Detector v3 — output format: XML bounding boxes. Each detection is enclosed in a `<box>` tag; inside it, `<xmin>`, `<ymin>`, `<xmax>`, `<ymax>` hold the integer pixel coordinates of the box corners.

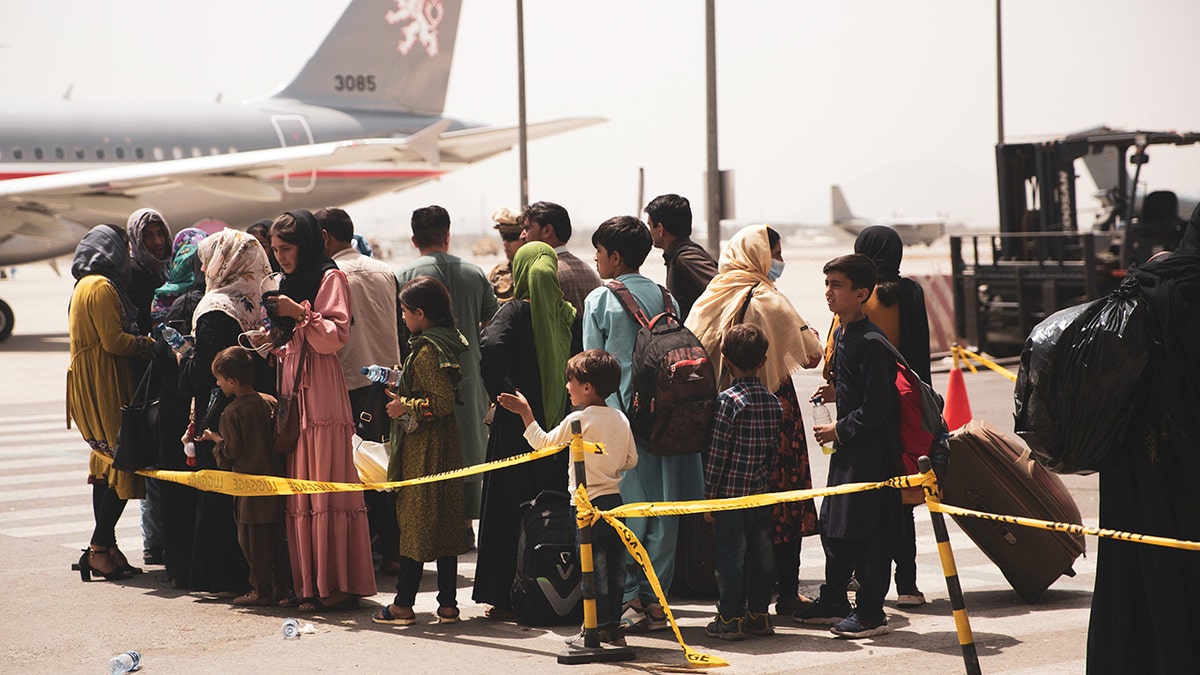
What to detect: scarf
<box><xmin>150</xmin><ymin>227</ymin><xmax>208</xmax><ymax>326</ymax></box>
<box><xmin>71</xmin><ymin>224</ymin><xmax>139</xmax><ymax>334</ymax></box>
<box><xmin>126</xmin><ymin>208</ymin><xmax>172</xmax><ymax>283</ymax></box>
<box><xmin>399</xmin><ymin>326</ymin><xmax>468</xmax><ymax>397</ymax></box>
<box><xmin>275</xmin><ymin>210</ymin><xmax>337</xmax><ymax>342</ymax></box>
<box><xmin>685</xmin><ymin>224</ymin><xmax>823</xmax><ymax>392</ymax></box>
<box><xmin>512</xmin><ymin>242</ymin><xmax>575</xmax><ymax>428</ymax></box>
<box><xmin>853</xmin><ymin>225</ymin><xmax>931</xmax><ymax>383</ymax></box>
<box><xmin>193</xmin><ymin>229</ymin><xmax>272</xmax><ymax>332</ymax></box>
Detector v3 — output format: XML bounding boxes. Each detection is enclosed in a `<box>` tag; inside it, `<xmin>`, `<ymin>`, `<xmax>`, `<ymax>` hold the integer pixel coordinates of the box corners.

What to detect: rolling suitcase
<box><xmin>942</xmin><ymin>420</ymin><xmax>1085</xmax><ymax>602</ymax></box>
<box><xmin>669</xmin><ymin>513</ymin><xmax>718</xmax><ymax>597</ymax></box>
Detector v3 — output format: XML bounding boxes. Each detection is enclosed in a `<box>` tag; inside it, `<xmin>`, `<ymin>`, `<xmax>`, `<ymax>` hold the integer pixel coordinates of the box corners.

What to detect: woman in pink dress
<box><xmin>266</xmin><ymin>209</ymin><xmax>376</xmax><ymax>611</ymax></box>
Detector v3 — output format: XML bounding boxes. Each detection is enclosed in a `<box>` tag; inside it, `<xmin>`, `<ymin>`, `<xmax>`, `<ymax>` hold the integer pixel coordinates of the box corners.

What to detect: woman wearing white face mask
<box><xmin>686</xmin><ymin>224</ymin><xmax>825</xmax><ymax>615</ymax></box>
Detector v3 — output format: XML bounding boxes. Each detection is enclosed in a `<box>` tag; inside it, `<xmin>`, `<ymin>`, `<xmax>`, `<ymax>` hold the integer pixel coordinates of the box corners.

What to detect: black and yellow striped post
<box><xmin>559</xmin><ymin>419</ymin><xmax>635</xmax><ymax>664</ymax></box>
<box><xmin>918</xmin><ymin>455</ymin><xmax>981</xmax><ymax>675</ymax></box>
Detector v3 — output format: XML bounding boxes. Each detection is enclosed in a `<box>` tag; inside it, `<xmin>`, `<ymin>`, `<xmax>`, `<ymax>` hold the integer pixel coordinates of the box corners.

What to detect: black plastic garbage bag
<box><xmin>1014</xmin><ymin>278</ymin><xmax>1150</xmax><ymax>474</ymax></box>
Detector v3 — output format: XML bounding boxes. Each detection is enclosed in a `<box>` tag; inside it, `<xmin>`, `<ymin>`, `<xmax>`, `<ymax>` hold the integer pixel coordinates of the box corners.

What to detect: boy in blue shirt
<box><xmin>796</xmin><ymin>253</ymin><xmax>901</xmax><ymax>638</ymax></box>
<box><xmin>582</xmin><ymin>215</ymin><xmax>705</xmax><ymax>632</ymax></box>
<box><xmin>703</xmin><ymin>323</ymin><xmax>783</xmax><ymax>640</ymax></box>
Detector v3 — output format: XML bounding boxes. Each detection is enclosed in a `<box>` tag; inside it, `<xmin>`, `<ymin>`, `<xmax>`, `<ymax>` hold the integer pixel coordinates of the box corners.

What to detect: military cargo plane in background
<box><xmin>830</xmin><ymin>184</ymin><xmax>949</xmax><ymax>246</ymax></box>
<box><xmin>0</xmin><ymin>0</ymin><xmax>601</xmax><ymax>341</ymax></box>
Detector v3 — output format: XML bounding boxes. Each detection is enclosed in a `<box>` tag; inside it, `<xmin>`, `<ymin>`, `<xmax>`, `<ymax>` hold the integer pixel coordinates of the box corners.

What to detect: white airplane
<box><xmin>830</xmin><ymin>184</ymin><xmax>948</xmax><ymax>246</ymax></box>
<box><xmin>0</xmin><ymin>0</ymin><xmax>601</xmax><ymax>341</ymax></box>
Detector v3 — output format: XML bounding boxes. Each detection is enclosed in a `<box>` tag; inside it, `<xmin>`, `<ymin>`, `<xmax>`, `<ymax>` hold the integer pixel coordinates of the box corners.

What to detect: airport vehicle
<box><xmin>0</xmin><ymin>0</ymin><xmax>600</xmax><ymax>341</ymax></box>
<box><xmin>951</xmin><ymin>127</ymin><xmax>1200</xmax><ymax>355</ymax></box>
<box><xmin>830</xmin><ymin>184</ymin><xmax>948</xmax><ymax>246</ymax></box>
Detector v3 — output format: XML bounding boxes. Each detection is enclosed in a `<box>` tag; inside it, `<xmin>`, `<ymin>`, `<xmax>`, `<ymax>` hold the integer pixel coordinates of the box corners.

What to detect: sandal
<box><xmin>372</xmin><ymin>605</ymin><xmax>416</xmax><ymax>626</ymax></box>
<box><xmin>233</xmin><ymin>591</ymin><xmax>278</xmax><ymax>607</ymax></box>
<box><xmin>436</xmin><ymin>606</ymin><xmax>460</xmax><ymax>624</ymax></box>
<box><xmin>483</xmin><ymin>605</ymin><xmax>517</xmax><ymax>621</ymax></box>
<box><xmin>277</xmin><ymin>595</ymin><xmax>300</xmax><ymax>608</ymax></box>
<box><xmin>299</xmin><ymin>596</ymin><xmax>361</xmax><ymax>613</ymax></box>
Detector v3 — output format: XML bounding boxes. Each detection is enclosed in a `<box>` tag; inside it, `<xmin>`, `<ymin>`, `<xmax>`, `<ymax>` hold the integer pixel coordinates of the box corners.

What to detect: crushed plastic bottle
<box><xmin>108</xmin><ymin>650</ymin><xmax>140</xmax><ymax>675</ymax></box>
<box><xmin>361</xmin><ymin>364</ymin><xmax>401</xmax><ymax>387</ymax></box>
<box><xmin>812</xmin><ymin>397</ymin><xmax>836</xmax><ymax>455</ymax></box>
<box><xmin>281</xmin><ymin>617</ymin><xmax>300</xmax><ymax>640</ymax></box>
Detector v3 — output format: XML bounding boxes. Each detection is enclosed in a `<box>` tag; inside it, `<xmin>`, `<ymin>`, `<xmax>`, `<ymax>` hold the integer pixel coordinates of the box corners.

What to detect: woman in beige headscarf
<box><xmin>686</xmin><ymin>224</ymin><xmax>824</xmax><ymax>614</ymax></box>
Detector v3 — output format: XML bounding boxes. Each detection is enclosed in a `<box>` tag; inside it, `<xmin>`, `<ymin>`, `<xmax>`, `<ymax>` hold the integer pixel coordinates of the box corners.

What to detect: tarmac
<box><xmin>0</xmin><ymin>262</ymin><xmax>1099</xmax><ymax>674</ymax></box>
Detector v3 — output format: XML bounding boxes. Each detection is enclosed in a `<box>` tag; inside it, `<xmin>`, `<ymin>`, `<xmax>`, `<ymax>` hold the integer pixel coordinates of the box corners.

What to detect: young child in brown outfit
<box><xmin>201</xmin><ymin>346</ymin><xmax>290</xmax><ymax>606</ymax></box>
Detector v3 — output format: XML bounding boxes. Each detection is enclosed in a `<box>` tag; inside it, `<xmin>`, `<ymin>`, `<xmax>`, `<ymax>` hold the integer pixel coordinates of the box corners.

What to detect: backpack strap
<box><xmin>737</xmin><ymin>283</ymin><xmax>760</xmax><ymax>323</ymax></box>
<box><xmin>864</xmin><ymin>332</ymin><xmax>912</xmax><ymax>372</ymax></box>
<box><xmin>605</xmin><ymin>280</ymin><xmax>651</xmax><ymax>328</ymax></box>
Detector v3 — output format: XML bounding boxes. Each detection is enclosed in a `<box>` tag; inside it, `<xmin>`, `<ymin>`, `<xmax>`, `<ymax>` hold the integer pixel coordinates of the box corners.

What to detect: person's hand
<box><xmin>198</xmin><ymin>428</ymin><xmax>221</xmax><ymax>444</ymax></box>
<box><xmin>496</xmin><ymin>390</ymin><xmax>531</xmax><ymax>418</ymax></box>
<box><xmin>813</xmin><ymin>423</ymin><xmax>838</xmax><ymax>446</ymax></box>
<box><xmin>804</xmin><ymin>329</ymin><xmax>823</xmax><ymax>369</ymax></box>
<box><xmin>702</xmin><ymin>511</ymin><xmax>715</xmax><ymax>526</ymax></box>
<box><xmin>384</xmin><ymin>388</ymin><xmax>408</xmax><ymax>419</ymax></box>
<box><xmin>269</xmin><ymin>293</ymin><xmax>305</xmax><ymax>320</ymax></box>
<box><xmin>812</xmin><ymin>382</ymin><xmax>835</xmax><ymax>403</ymax></box>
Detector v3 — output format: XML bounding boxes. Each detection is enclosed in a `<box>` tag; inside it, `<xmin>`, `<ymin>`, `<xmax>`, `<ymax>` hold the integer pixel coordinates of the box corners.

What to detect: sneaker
<box><xmin>705</xmin><ymin>615</ymin><xmax>745</xmax><ymax>641</ymax></box>
<box><xmin>564</xmin><ymin>625</ymin><xmax>628</xmax><ymax>648</ymax></box>
<box><xmin>792</xmin><ymin>595</ymin><xmax>853</xmax><ymax>626</ymax></box>
<box><xmin>643</xmin><ymin>602</ymin><xmax>668</xmax><ymax>631</ymax></box>
<box><xmin>743</xmin><ymin>611</ymin><xmax>775</xmax><ymax>636</ymax></box>
<box><xmin>619</xmin><ymin>602</ymin><xmax>648</xmax><ymax>633</ymax></box>
<box><xmin>896</xmin><ymin>591</ymin><xmax>926</xmax><ymax>608</ymax></box>
<box><xmin>830</xmin><ymin>611</ymin><xmax>891</xmax><ymax>639</ymax></box>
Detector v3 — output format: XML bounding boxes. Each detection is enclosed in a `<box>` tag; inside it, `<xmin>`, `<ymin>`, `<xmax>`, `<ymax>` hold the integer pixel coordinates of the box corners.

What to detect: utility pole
<box><xmin>704</xmin><ymin>0</ymin><xmax>720</xmax><ymax>256</ymax></box>
<box><xmin>517</xmin><ymin>0</ymin><xmax>529</xmax><ymax>207</ymax></box>
<box><xmin>996</xmin><ymin>0</ymin><xmax>1004</xmax><ymax>145</ymax></box>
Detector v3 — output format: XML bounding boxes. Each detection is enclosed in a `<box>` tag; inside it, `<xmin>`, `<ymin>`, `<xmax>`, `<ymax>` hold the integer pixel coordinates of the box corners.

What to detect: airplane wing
<box><xmin>0</xmin><ymin>121</ymin><xmax>454</xmax><ymax>224</ymax></box>
<box><xmin>438</xmin><ymin>117</ymin><xmax>605</xmax><ymax>164</ymax></box>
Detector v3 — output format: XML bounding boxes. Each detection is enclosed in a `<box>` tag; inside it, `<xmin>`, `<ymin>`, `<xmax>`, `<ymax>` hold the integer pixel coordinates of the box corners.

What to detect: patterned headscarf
<box><xmin>193</xmin><ymin>228</ymin><xmax>272</xmax><ymax>332</ymax></box>
<box><xmin>150</xmin><ymin>227</ymin><xmax>209</xmax><ymax>326</ymax></box>
<box><xmin>512</xmin><ymin>242</ymin><xmax>575</xmax><ymax>428</ymax></box>
<box><xmin>71</xmin><ymin>224</ymin><xmax>139</xmax><ymax>334</ymax></box>
<box><xmin>126</xmin><ymin>208</ymin><xmax>173</xmax><ymax>283</ymax></box>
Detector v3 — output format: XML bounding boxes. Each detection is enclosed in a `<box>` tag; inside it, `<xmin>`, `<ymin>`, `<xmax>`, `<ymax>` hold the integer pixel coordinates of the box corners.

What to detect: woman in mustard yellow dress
<box><xmin>67</xmin><ymin>224</ymin><xmax>154</xmax><ymax>581</ymax></box>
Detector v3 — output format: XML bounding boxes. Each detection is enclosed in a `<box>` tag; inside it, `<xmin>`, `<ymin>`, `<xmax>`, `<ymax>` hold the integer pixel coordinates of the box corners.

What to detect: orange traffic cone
<box><xmin>943</xmin><ymin>366</ymin><xmax>973</xmax><ymax>432</ymax></box>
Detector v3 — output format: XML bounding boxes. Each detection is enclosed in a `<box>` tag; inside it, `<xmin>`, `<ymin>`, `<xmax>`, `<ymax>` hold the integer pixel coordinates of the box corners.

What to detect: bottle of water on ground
<box><xmin>361</xmin><ymin>364</ymin><xmax>401</xmax><ymax>387</ymax></box>
<box><xmin>108</xmin><ymin>650</ymin><xmax>140</xmax><ymax>674</ymax></box>
<box><xmin>812</xmin><ymin>398</ymin><xmax>836</xmax><ymax>455</ymax></box>
<box><xmin>159</xmin><ymin>324</ymin><xmax>194</xmax><ymax>358</ymax></box>
<box><xmin>281</xmin><ymin>617</ymin><xmax>300</xmax><ymax>639</ymax></box>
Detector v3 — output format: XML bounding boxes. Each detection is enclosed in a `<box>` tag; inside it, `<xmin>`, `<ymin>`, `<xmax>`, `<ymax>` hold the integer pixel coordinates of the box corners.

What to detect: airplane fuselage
<box><xmin>0</xmin><ymin>99</ymin><xmax>468</xmax><ymax>264</ymax></box>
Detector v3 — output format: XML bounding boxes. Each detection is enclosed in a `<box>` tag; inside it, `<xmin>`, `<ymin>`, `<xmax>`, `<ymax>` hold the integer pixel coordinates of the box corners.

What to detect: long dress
<box><xmin>391</xmin><ymin>342</ymin><xmax>471</xmax><ymax>562</ymax></box>
<box><xmin>67</xmin><ymin>275</ymin><xmax>150</xmax><ymax>500</ymax></box>
<box><xmin>472</xmin><ymin>300</ymin><xmax>569</xmax><ymax>608</ymax></box>
<box><xmin>770</xmin><ymin>379</ymin><xmax>819</xmax><ymax>544</ymax></box>
<box><xmin>180</xmin><ymin>310</ymin><xmax>253</xmax><ymax>593</ymax></box>
<box><xmin>280</xmin><ymin>269</ymin><xmax>376</xmax><ymax>600</ymax></box>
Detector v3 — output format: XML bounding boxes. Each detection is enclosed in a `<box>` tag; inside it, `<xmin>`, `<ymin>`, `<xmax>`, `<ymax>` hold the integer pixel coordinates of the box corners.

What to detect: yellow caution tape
<box><xmin>951</xmin><ymin>344</ymin><xmax>1017</xmax><ymax>382</ymax></box>
<box><xmin>929</xmin><ymin>500</ymin><xmax>1200</xmax><ymax>551</ymax></box>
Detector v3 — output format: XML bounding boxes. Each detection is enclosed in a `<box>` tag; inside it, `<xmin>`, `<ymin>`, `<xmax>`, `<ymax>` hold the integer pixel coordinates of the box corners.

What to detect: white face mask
<box><xmin>768</xmin><ymin>259</ymin><xmax>785</xmax><ymax>281</ymax></box>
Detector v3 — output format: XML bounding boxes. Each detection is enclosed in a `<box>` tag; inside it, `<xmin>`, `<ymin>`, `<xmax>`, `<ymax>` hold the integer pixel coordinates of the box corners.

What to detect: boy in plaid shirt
<box><xmin>703</xmin><ymin>323</ymin><xmax>783</xmax><ymax>641</ymax></box>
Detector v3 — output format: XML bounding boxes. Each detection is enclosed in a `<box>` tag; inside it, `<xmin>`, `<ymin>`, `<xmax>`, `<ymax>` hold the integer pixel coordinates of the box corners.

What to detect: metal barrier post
<box><xmin>559</xmin><ymin>420</ymin><xmax>634</xmax><ymax>664</ymax></box>
<box><xmin>919</xmin><ymin>455</ymin><xmax>982</xmax><ymax>675</ymax></box>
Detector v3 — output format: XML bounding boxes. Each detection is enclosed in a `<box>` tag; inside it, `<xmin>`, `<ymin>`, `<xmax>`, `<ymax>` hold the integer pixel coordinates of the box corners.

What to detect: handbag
<box><xmin>273</xmin><ymin>342</ymin><xmax>308</xmax><ymax>454</ymax></box>
<box><xmin>113</xmin><ymin>363</ymin><xmax>160</xmax><ymax>471</ymax></box>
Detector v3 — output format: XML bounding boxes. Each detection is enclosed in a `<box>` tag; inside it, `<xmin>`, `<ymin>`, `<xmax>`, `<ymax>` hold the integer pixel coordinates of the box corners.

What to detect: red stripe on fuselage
<box><xmin>0</xmin><ymin>169</ymin><xmax>447</xmax><ymax>181</ymax></box>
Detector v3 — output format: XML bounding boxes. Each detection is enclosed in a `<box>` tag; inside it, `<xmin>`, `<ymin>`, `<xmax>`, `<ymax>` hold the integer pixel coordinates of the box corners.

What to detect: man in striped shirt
<box><xmin>703</xmin><ymin>323</ymin><xmax>783</xmax><ymax>641</ymax></box>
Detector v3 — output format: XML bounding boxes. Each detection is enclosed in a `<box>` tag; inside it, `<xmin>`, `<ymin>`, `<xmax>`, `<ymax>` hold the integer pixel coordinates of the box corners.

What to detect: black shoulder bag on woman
<box><xmin>274</xmin><ymin>342</ymin><xmax>308</xmax><ymax>454</ymax></box>
<box><xmin>113</xmin><ymin>362</ymin><xmax>160</xmax><ymax>471</ymax></box>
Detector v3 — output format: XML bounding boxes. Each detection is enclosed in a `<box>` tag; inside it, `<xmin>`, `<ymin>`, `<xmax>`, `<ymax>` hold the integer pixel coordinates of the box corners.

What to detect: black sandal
<box><xmin>77</xmin><ymin>548</ymin><xmax>134</xmax><ymax>582</ymax></box>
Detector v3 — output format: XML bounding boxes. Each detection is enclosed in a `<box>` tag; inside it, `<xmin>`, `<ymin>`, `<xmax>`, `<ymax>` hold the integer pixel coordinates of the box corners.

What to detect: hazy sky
<box><xmin>5</xmin><ymin>0</ymin><xmax>1200</xmax><ymax>238</ymax></box>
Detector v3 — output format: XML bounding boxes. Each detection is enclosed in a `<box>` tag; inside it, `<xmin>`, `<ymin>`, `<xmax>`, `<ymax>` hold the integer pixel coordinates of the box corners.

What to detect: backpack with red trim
<box><xmin>606</xmin><ymin>281</ymin><xmax>717</xmax><ymax>457</ymax></box>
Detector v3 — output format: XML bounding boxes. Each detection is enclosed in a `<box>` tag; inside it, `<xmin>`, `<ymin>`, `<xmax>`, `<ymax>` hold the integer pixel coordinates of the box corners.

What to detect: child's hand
<box><xmin>496</xmin><ymin>390</ymin><xmax>531</xmax><ymax>417</ymax></box>
<box><xmin>702</xmin><ymin>511</ymin><xmax>715</xmax><ymax>526</ymax></box>
<box><xmin>813</xmin><ymin>424</ymin><xmax>838</xmax><ymax>446</ymax></box>
<box><xmin>812</xmin><ymin>382</ymin><xmax>835</xmax><ymax>404</ymax></box>
<box><xmin>197</xmin><ymin>428</ymin><xmax>221</xmax><ymax>444</ymax></box>
<box><xmin>384</xmin><ymin>388</ymin><xmax>409</xmax><ymax>419</ymax></box>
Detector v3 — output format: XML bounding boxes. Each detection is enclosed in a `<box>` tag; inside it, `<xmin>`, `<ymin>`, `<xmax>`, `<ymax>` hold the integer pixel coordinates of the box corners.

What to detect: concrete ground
<box><xmin>0</xmin><ymin>262</ymin><xmax>1098</xmax><ymax>674</ymax></box>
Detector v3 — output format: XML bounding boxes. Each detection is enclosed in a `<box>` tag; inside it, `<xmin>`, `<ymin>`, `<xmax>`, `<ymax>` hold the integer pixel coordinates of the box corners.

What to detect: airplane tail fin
<box><xmin>270</xmin><ymin>0</ymin><xmax>461</xmax><ymax>115</ymax></box>
<box><xmin>831</xmin><ymin>184</ymin><xmax>855</xmax><ymax>222</ymax></box>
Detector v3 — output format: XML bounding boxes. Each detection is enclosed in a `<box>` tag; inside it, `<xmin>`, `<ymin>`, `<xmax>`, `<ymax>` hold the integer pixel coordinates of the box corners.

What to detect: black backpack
<box><xmin>510</xmin><ymin>490</ymin><xmax>583</xmax><ymax>626</ymax></box>
<box><xmin>606</xmin><ymin>281</ymin><xmax>717</xmax><ymax>457</ymax></box>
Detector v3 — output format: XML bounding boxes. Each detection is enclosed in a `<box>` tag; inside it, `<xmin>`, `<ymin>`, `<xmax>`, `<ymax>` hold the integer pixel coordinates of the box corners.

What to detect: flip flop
<box><xmin>372</xmin><ymin>605</ymin><xmax>416</xmax><ymax>626</ymax></box>
<box><xmin>300</xmin><ymin>596</ymin><xmax>361</xmax><ymax>613</ymax></box>
<box><xmin>435</xmin><ymin>607</ymin><xmax>460</xmax><ymax>624</ymax></box>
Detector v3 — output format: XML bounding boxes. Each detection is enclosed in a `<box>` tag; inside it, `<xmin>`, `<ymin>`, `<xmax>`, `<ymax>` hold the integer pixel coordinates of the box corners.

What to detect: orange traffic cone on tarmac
<box><xmin>943</xmin><ymin>366</ymin><xmax>973</xmax><ymax>432</ymax></box>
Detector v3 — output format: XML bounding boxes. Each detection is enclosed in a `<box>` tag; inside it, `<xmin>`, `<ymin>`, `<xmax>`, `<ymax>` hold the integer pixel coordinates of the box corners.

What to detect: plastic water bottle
<box><xmin>281</xmin><ymin>617</ymin><xmax>300</xmax><ymax>640</ymax></box>
<box><xmin>361</xmin><ymin>364</ymin><xmax>401</xmax><ymax>387</ymax></box>
<box><xmin>160</xmin><ymin>324</ymin><xmax>194</xmax><ymax>358</ymax></box>
<box><xmin>108</xmin><ymin>650</ymin><xmax>140</xmax><ymax>674</ymax></box>
<box><xmin>812</xmin><ymin>398</ymin><xmax>836</xmax><ymax>455</ymax></box>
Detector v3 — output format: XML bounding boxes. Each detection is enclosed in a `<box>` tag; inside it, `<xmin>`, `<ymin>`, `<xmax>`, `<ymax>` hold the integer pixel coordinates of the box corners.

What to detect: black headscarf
<box><xmin>271</xmin><ymin>210</ymin><xmax>337</xmax><ymax>344</ymax></box>
<box><xmin>854</xmin><ymin>226</ymin><xmax>902</xmax><ymax>282</ymax></box>
<box><xmin>70</xmin><ymin>224</ymin><xmax>140</xmax><ymax>334</ymax></box>
<box><xmin>854</xmin><ymin>225</ymin><xmax>932</xmax><ymax>383</ymax></box>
